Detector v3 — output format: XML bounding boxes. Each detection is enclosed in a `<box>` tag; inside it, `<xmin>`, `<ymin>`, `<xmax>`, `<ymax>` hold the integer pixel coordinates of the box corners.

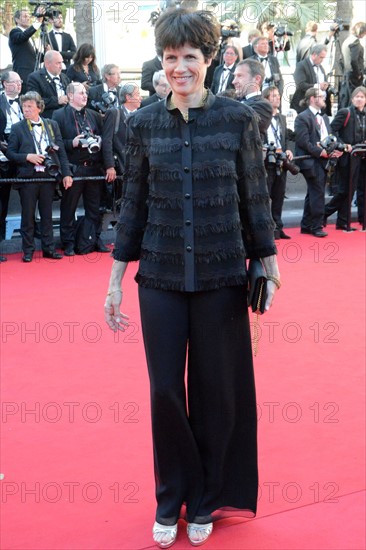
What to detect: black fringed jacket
<box><xmin>113</xmin><ymin>92</ymin><xmax>276</xmax><ymax>292</ymax></box>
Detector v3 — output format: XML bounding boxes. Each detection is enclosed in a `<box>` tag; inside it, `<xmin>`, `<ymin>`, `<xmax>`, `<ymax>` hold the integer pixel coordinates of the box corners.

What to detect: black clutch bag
<box><xmin>247</xmin><ymin>259</ymin><xmax>268</xmax><ymax>314</ymax></box>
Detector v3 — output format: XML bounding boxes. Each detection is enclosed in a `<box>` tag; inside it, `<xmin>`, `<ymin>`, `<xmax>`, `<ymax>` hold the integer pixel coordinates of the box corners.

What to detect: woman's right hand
<box><xmin>104</xmin><ymin>290</ymin><xmax>129</xmax><ymax>332</ymax></box>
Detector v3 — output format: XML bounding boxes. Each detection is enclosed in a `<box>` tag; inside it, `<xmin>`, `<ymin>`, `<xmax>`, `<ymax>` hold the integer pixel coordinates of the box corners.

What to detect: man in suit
<box><xmin>232</xmin><ymin>58</ymin><xmax>273</xmax><ymax>140</ymax></box>
<box><xmin>27</xmin><ymin>50</ymin><xmax>69</xmax><ymax>118</ymax></box>
<box><xmin>141</xmin><ymin>55</ymin><xmax>163</xmax><ymax>96</ymax></box>
<box><xmin>6</xmin><ymin>91</ymin><xmax>72</xmax><ymax>261</ymax></box>
<box><xmin>0</xmin><ymin>71</ymin><xmax>24</xmax><ymax>260</ymax></box>
<box><xmin>242</xmin><ymin>29</ymin><xmax>260</xmax><ymax>59</ymax></box>
<box><xmin>290</xmin><ymin>44</ymin><xmax>331</xmax><ymax>114</ymax></box>
<box><xmin>262</xmin><ymin>86</ymin><xmax>294</xmax><ymax>240</ymax></box>
<box><xmin>8</xmin><ymin>8</ymin><xmax>47</xmax><ymax>94</ymax></box>
<box><xmin>251</xmin><ymin>36</ymin><xmax>284</xmax><ymax>95</ymax></box>
<box><xmin>88</xmin><ymin>64</ymin><xmax>121</xmax><ymax>112</ymax></box>
<box><xmin>295</xmin><ymin>88</ymin><xmax>343</xmax><ymax>237</ymax></box>
<box><xmin>140</xmin><ymin>70</ymin><xmax>170</xmax><ymax>108</ymax></box>
<box><xmin>210</xmin><ymin>45</ymin><xmax>239</xmax><ymax>95</ymax></box>
<box><xmin>48</xmin><ymin>11</ymin><xmax>76</xmax><ymax>70</ymax></box>
<box><xmin>52</xmin><ymin>82</ymin><xmax>109</xmax><ymax>255</ymax></box>
<box><xmin>103</xmin><ymin>83</ymin><xmax>142</xmax><ymax>184</ymax></box>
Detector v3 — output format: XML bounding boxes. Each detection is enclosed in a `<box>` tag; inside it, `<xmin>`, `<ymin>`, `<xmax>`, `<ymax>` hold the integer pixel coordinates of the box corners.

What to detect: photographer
<box><xmin>259</xmin><ymin>21</ymin><xmax>290</xmax><ymax>56</ymax></box>
<box><xmin>48</xmin><ymin>10</ymin><xmax>76</xmax><ymax>71</ymax></box>
<box><xmin>263</xmin><ymin>86</ymin><xmax>295</xmax><ymax>239</ymax></box>
<box><xmin>324</xmin><ymin>86</ymin><xmax>366</xmax><ymax>230</ymax></box>
<box><xmin>6</xmin><ymin>91</ymin><xmax>72</xmax><ymax>262</ymax></box>
<box><xmin>295</xmin><ymin>88</ymin><xmax>343</xmax><ymax>237</ymax></box>
<box><xmin>251</xmin><ymin>36</ymin><xmax>284</xmax><ymax>95</ymax></box>
<box><xmin>88</xmin><ymin>64</ymin><xmax>122</xmax><ymax>113</ymax></box>
<box><xmin>8</xmin><ymin>8</ymin><xmax>49</xmax><ymax>94</ymax></box>
<box><xmin>52</xmin><ymin>82</ymin><xmax>108</xmax><ymax>255</ymax></box>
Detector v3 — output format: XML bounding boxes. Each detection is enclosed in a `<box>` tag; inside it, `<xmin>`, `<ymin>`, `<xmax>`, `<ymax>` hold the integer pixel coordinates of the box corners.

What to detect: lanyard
<box><xmin>27</xmin><ymin>119</ymin><xmax>49</xmax><ymax>155</ymax></box>
<box><xmin>270</xmin><ymin>117</ymin><xmax>282</xmax><ymax>148</ymax></box>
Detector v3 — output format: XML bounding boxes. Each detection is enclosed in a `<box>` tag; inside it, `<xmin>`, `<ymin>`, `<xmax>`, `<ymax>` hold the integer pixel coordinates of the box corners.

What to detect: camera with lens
<box><xmin>327</xmin><ymin>86</ymin><xmax>338</xmax><ymax>97</ymax></box>
<box><xmin>79</xmin><ymin>127</ymin><xmax>101</xmax><ymax>154</ymax></box>
<box><xmin>264</xmin><ymin>142</ymin><xmax>300</xmax><ymax>176</ymax></box>
<box><xmin>319</xmin><ymin>135</ymin><xmax>347</xmax><ymax>170</ymax></box>
<box><xmin>273</xmin><ymin>25</ymin><xmax>294</xmax><ymax>38</ymax></box>
<box><xmin>221</xmin><ymin>23</ymin><xmax>241</xmax><ymax>39</ymax></box>
<box><xmin>90</xmin><ymin>91</ymin><xmax>117</xmax><ymax>114</ymax></box>
<box><xmin>29</xmin><ymin>1</ymin><xmax>63</xmax><ymax>20</ymax></box>
<box><xmin>330</xmin><ymin>18</ymin><xmax>344</xmax><ymax>33</ymax></box>
<box><xmin>43</xmin><ymin>143</ymin><xmax>61</xmax><ymax>178</ymax></box>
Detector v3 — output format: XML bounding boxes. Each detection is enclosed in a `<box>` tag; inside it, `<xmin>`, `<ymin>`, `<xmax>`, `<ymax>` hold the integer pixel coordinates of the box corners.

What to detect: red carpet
<box><xmin>1</xmin><ymin>224</ymin><xmax>365</xmax><ymax>550</ymax></box>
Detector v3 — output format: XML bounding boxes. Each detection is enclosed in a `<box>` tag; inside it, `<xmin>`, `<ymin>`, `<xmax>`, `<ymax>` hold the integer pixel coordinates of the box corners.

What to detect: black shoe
<box><xmin>336</xmin><ymin>224</ymin><xmax>356</xmax><ymax>231</ymax></box>
<box><xmin>64</xmin><ymin>247</ymin><xmax>75</xmax><ymax>256</ymax></box>
<box><xmin>300</xmin><ymin>228</ymin><xmax>312</xmax><ymax>234</ymax></box>
<box><xmin>0</xmin><ymin>255</ymin><xmax>7</xmax><ymax>262</ymax></box>
<box><xmin>274</xmin><ymin>229</ymin><xmax>281</xmax><ymax>240</ymax></box>
<box><xmin>323</xmin><ymin>216</ymin><xmax>328</xmax><ymax>227</ymax></box>
<box><xmin>43</xmin><ymin>251</ymin><xmax>63</xmax><ymax>259</ymax></box>
<box><xmin>312</xmin><ymin>230</ymin><xmax>328</xmax><ymax>237</ymax></box>
<box><xmin>279</xmin><ymin>230</ymin><xmax>291</xmax><ymax>239</ymax></box>
<box><xmin>22</xmin><ymin>253</ymin><xmax>33</xmax><ymax>263</ymax></box>
<box><xmin>95</xmin><ymin>243</ymin><xmax>110</xmax><ymax>253</ymax></box>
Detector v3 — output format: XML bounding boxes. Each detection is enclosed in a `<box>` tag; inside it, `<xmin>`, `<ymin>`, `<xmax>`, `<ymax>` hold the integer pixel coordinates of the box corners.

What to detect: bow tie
<box><xmin>259</xmin><ymin>57</ymin><xmax>268</xmax><ymax>62</ymax></box>
<box><xmin>315</xmin><ymin>111</ymin><xmax>322</xmax><ymax>117</ymax></box>
<box><xmin>9</xmin><ymin>98</ymin><xmax>19</xmax><ymax>105</ymax></box>
<box><xmin>53</xmin><ymin>76</ymin><xmax>60</xmax><ymax>82</ymax></box>
<box><xmin>223</xmin><ymin>66</ymin><xmax>231</xmax><ymax>71</ymax></box>
<box><xmin>31</xmin><ymin>122</ymin><xmax>42</xmax><ymax>127</ymax></box>
<box><xmin>54</xmin><ymin>31</ymin><xmax>62</xmax><ymax>35</ymax></box>
<box><xmin>109</xmin><ymin>89</ymin><xmax>117</xmax><ymax>94</ymax></box>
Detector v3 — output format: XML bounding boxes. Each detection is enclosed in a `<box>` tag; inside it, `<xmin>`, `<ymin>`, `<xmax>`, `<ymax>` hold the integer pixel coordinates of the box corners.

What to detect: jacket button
<box><xmin>184</xmin><ymin>166</ymin><xmax>190</xmax><ymax>173</ymax></box>
<box><xmin>185</xmin><ymin>219</ymin><xmax>191</xmax><ymax>226</ymax></box>
<box><xmin>186</xmin><ymin>245</ymin><xmax>192</xmax><ymax>252</ymax></box>
<box><xmin>185</xmin><ymin>193</ymin><xmax>191</xmax><ymax>199</ymax></box>
<box><xmin>184</xmin><ymin>141</ymin><xmax>189</xmax><ymax>147</ymax></box>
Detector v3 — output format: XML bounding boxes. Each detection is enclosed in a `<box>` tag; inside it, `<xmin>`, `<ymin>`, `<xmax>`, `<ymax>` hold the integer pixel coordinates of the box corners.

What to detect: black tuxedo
<box><xmin>210</xmin><ymin>64</ymin><xmax>236</xmax><ymax>95</ymax></box>
<box><xmin>295</xmin><ymin>108</ymin><xmax>332</xmax><ymax>232</ymax></box>
<box><xmin>324</xmin><ymin>106</ymin><xmax>366</xmax><ymax>226</ymax></box>
<box><xmin>87</xmin><ymin>83</ymin><xmax>120</xmax><ymax>111</ymax></box>
<box><xmin>52</xmin><ymin>104</ymin><xmax>104</xmax><ymax>250</ymax></box>
<box><xmin>264</xmin><ymin>113</ymin><xmax>290</xmax><ymax>231</ymax></box>
<box><xmin>6</xmin><ymin>117</ymin><xmax>70</xmax><ymax>254</ymax></box>
<box><xmin>290</xmin><ymin>57</ymin><xmax>330</xmax><ymax>114</ymax></box>
<box><xmin>102</xmin><ymin>106</ymin><xmax>130</xmax><ymax>172</ymax></box>
<box><xmin>48</xmin><ymin>30</ymin><xmax>76</xmax><ymax>68</ymax></box>
<box><xmin>27</xmin><ymin>68</ymin><xmax>70</xmax><ymax>118</ymax></box>
<box><xmin>251</xmin><ymin>54</ymin><xmax>284</xmax><ymax>95</ymax></box>
<box><xmin>242</xmin><ymin>44</ymin><xmax>254</xmax><ymax>59</ymax></box>
<box><xmin>0</xmin><ymin>93</ymin><xmax>23</xmax><ymax>140</ymax></box>
<box><xmin>8</xmin><ymin>25</ymin><xmax>40</xmax><ymax>93</ymax></box>
<box><xmin>141</xmin><ymin>56</ymin><xmax>162</xmax><ymax>95</ymax></box>
<box><xmin>240</xmin><ymin>94</ymin><xmax>273</xmax><ymax>140</ymax></box>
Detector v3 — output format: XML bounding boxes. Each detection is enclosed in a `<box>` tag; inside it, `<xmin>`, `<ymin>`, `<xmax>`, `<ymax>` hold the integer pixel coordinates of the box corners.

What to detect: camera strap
<box><xmin>27</xmin><ymin>119</ymin><xmax>49</xmax><ymax>156</ymax></box>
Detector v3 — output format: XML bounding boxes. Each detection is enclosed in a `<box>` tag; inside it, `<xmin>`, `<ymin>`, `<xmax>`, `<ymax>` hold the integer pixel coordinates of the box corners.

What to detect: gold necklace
<box><xmin>170</xmin><ymin>89</ymin><xmax>209</xmax><ymax>123</ymax></box>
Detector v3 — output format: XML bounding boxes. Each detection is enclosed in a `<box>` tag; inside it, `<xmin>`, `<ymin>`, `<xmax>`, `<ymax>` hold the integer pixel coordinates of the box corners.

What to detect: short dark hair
<box><xmin>300</xmin><ymin>87</ymin><xmax>323</xmax><ymax>107</ymax></box>
<box><xmin>262</xmin><ymin>86</ymin><xmax>279</xmax><ymax>100</ymax></box>
<box><xmin>237</xmin><ymin>59</ymin><xmax>265</xmax><ymax>86</ymax></box>
<box><xmin>20</xmin><ymin>91</ymin><xmax>45</xmax><ymax>112</ymax></box>
<box><xmin>155</xmin><ymin>8</ymin><xmax>220</xmax><ymax>62</ymax></box>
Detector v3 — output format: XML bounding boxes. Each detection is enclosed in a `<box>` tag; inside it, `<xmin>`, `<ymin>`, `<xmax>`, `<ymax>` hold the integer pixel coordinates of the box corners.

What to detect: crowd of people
<box><xmin>0</xmin><ymin>7</ymin><xmax>365</xmax><ymax>263</ymax></box>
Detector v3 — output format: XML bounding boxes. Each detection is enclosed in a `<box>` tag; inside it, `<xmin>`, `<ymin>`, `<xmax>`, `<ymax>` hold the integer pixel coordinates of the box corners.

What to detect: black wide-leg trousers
<box><xmin>138</xmin><ymin>285</ymin><xmax>258</xmax><ymax>525</ymax></box>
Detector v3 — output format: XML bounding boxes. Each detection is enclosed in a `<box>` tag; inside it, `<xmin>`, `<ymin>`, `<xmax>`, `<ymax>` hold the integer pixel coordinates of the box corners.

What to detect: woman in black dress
<box><xmin>104</xmin><ymin>8</ymin><xmax>280</xmax><ymax>548</ymax></box>
<box><xmin>66</xmin><ymin>43</ymin><xmax>101</xmax><ymax>89</ymax></box>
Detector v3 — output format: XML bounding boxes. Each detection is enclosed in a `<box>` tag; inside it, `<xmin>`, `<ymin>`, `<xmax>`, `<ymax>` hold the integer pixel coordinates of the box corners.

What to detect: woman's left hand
<box><xmin>265</xmin><ymin>280</ymin><xmax>277</xmax><ymax>311</ymax></box>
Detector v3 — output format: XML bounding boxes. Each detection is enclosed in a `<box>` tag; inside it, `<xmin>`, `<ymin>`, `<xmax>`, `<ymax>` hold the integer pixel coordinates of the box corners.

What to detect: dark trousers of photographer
<box><xmin>301</xmin><ymin>159</ymin><xmax>328</xmax><ymax>232</ymax></box>
<box><xmin>60</xmin><ymin>164</ymin><xmax>104</xmax><ymax>248</ymax></box>
<box><xmin>324</xmin><ymin>156</ymin><xmax>363</xmax><ymax>226</ymax></box>
<box><xmin>17</xmin><ymin>175</ymin><xmax>56</xmax><ymax>255</ymax></box>
<box><xmin>266</xmin><ymin>164</ymin><xmax>287</xmax><ymax>232</ymax></box>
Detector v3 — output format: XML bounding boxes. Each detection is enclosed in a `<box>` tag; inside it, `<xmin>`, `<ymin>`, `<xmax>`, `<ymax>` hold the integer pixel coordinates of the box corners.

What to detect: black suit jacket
<box><xmin>141</xmin><ymin>56</ymin><xmax>162</xmax><ymax>95</ymax></box>
<box><xmin>102</xmin><ymin>106</ymin><xmax>130</xmax><ymax>171</ymax></box>
<box><xmin>8</xmin><ymin>25</ymin><xmax>40</xmax><ymax>89</ymax></box>
<box><xmin>52</xmin><ymin>104</ymin><xmax>103</xmax><ymax>165</ymax></box>
<box><xmin>210</xmin><ymin>64</ymin><xmax>236</xmax><ymax>95</ymax></box>
<box><xmin>87</xmin><ymin>84</ymin><xmax>120</xmax><ymax>111</ymax></box>
<box><xmin>241</xmin><ymin>95</ymin><xmax>273</xmax><ymax>140</ymax></box>
<box><xmin>242</xmin><ymin>44</ymin><xmax>254</xmax><ymax>59</ymax></box>
<box><xmin>6</xmin><ymin>117</ymin><xmax>71</xmax><ymax>179</ymax></box>
<box><xmin>331</xmin><ymin>106</ymin><xmax>366</xmax><ymax>168</ymax></box>
<box><xmin>27</xmin><ymin>68</ymin><xmax>70</xmax><ymax>118</ymax></box>
<box><xmin>251</xmin><ymin>54</ymin><xmax>284</xmax><ymax>95</ymax></box>
<box><xmin>48</xmin><ymin>30</ymin><xmax>76</xmax><ymax>67</ymax></box>
<box><xmin>0</xmin><ymin>93</ymin><xmax>23</xmax><ymax>141</ymax></box>
<box><xmin>290</xmin><ymin>57</ymin><xmax>330</xmax><ymax>114</ymax></box>
<box><xmin>294</xmin><ymin>108</ymin><xmax>331</xmax><ymax>174</ymax></box>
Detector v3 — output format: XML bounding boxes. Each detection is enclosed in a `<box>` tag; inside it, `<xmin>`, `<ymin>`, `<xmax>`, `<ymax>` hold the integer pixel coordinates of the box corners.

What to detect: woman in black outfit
<box><xmin>66</xmin><ymin>43</ymin><xmax>101</xmax><ymax>89</ymax></box>
<box><xmin>104</xmin><ymin>8</ymin><xmax>280</xmax><ymax>548</ymax></box>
